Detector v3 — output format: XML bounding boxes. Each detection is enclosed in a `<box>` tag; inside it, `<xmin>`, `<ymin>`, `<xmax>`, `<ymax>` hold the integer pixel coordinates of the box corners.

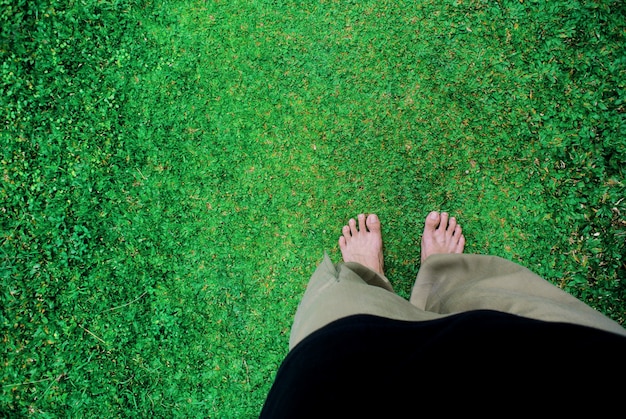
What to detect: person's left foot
<box><xmin>339</xmin><ymin>214</ymin><xmax>385</xmax><ymax>276</ymax></box>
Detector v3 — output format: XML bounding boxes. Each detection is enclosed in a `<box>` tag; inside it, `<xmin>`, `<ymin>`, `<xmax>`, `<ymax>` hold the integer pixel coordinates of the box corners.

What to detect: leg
<box><xmin>289</xmin><ymin>214</ymin><xmax>444</xmax><ymax>349</ymax></box>
<box><xmin>410</xmin><ymin>212</ymin><xmax>626</xmax><ymax>336</ymax></box>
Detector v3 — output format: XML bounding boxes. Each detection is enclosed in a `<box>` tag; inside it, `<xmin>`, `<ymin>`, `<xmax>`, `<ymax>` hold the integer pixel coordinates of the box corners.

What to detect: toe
<box><xmin>447</xmin><ymin>217</ymin><xmax>457</xmax><ymax>236</ymax></box>
<box><xmin>357</xmin><ymin>214</ymin><xmax>366</xmax><ymax>232</ymax></box>
<box><xmin>454</xmin><ymin>224</ymin><xmax>462</xmax><ymax>237</ymax></box>
<box><xmin>342</xmin><ymin>225</ymin><xmax>351</xmax><ymax>240</ymax></box>
<box><xmin>366</xmin><ymin>214</ymin><xmax>381</xmax><ymax>233</ymax></box>
<box><xmin>438</xmin><ymin>212</ymin><xmax>449</xmax><ymax>234</ymax></box>
<box><xmin>456</xmin><ymin>234</ymin><xmax>466</xmax><ymax>253</ymax></box>
<box><xmin>424</xmin><ymin>211</ymin><xmax>440</xmax><ymax>232</ymax></box>
<box><xmin>348</xmin><ymin>218</ymin><xmax>357</xmax><ymax>236</ymax></box>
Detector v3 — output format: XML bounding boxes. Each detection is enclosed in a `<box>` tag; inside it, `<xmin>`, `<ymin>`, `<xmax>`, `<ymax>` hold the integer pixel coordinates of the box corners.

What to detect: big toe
<box><xmin>424</xmin><ymin>211</ymin><xmax>440</xmax><ymax>233</ymax></box>
<box><xmin>366</xmin><ymin>214</ymin><xmax>381</xmax><ymax>233</ymax></box>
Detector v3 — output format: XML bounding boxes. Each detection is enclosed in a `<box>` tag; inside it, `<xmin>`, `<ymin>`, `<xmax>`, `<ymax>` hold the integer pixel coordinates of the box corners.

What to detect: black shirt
<box><xmin>260</xmin><ymin>310</ymin><xmax>626</xmax><ymax>417</ymax></box>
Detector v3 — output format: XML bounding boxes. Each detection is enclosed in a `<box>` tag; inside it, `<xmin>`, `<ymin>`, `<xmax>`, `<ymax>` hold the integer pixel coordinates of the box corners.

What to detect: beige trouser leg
<box><xmin>289</xmin><ymin>253</ymin><xmax>445</xmax><ymax>349</ymax></box>
<box><xmin>290</xmin><ymin>253</ymin><xmax>626</xmax><ymax>349</ymax></box>
<box><xmin>410</xmin><ymin>254</ymin><xmax>626</xmax><ymax>336</ymax></box>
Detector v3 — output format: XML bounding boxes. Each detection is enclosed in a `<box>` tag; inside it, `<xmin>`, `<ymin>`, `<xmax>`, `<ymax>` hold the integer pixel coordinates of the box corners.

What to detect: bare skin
<box><xmin>420</xmin><ymin>211</ymin><xmax>465</xmax><ymax>263</ymax></box>
<box><xmin>339</xmin><ymin>214</ymin><xmax>385</xmax><ymax>276</ymax></box>
<box><xmin>339</xmin><ymin>212</ymin><xmax>465</xmax><ymax>275</ymax></box>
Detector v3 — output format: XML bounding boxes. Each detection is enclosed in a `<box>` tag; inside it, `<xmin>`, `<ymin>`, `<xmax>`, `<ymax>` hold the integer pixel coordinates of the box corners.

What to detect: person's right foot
<box><xmin>339</xmin><ymin>214</ymin><xmax>385</xmax><ymax>276</ymax></box>
<box><xmin>420</xmin><ymin>211</ymin><xmax>465</xmax><ymax>263</ymax></box>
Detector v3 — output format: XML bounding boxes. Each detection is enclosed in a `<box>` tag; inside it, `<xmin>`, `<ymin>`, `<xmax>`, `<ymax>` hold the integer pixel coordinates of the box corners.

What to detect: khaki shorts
<box><xmin>289</xmin><ymin>253</ymin><xmax>626</xmax><ymax>349</ymax></box>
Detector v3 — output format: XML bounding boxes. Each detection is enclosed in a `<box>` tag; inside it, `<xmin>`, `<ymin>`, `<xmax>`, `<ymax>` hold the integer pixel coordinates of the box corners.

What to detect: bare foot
<box><xmin>339</xmin><ymin>214</ymin><xmax>384</xmax><ymax>276</ymax></box>
<box><xmin>421</xmin><ymin>211</ymin><xmax>465</xmax><ymax>263</ymax></box>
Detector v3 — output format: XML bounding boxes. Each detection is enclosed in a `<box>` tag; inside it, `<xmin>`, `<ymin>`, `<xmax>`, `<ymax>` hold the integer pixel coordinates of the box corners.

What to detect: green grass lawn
<box><xmin>2</xmin><ymin>0</ymin><xmax>625</xmax><ymax>416</ymax></box>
